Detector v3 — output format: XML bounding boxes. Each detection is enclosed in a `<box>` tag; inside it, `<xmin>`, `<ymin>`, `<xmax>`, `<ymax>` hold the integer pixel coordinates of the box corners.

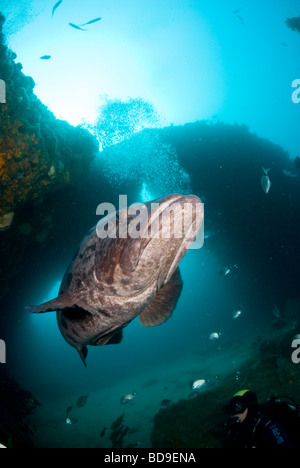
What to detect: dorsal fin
<box><xmin>26</xmin><ymin>293</ymin><xmax>99</xmax><ymax>316</ymax></box>
<box><xmin>139</xmin><ymin>268</ymin><xmax>183</xmax><ymax>327</ymax></box>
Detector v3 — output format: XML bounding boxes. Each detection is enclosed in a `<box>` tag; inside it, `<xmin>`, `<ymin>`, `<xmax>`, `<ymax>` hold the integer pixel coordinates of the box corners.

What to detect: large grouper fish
<box><xmin>27</xmin><ymin>194</ymin><xmax>203</xmax><ymax>366</ymax></box>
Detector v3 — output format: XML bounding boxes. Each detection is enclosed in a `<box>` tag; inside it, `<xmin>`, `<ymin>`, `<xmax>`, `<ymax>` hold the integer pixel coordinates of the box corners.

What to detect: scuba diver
<box><xmin>225</xmin><ymin>389</ymin><xmax>300</xmax><ymax>448</ymax></box>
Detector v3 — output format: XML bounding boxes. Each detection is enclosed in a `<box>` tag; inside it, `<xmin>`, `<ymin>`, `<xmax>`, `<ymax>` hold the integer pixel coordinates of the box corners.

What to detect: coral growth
<box><xmin>0</xmin><ymin>13</ymin><xmax>98</xmax><ymax>220</ymax></box>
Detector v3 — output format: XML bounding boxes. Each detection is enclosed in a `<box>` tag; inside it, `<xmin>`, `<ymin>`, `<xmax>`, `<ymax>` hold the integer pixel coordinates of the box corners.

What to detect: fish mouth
<box><xmin>119</xmin><ymin>193</ymin><xmax>204</xmax><ymax>276</ymax></box>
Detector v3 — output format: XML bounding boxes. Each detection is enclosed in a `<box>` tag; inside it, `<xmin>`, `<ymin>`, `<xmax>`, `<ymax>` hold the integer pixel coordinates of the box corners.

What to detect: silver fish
<box><xmin>121</xmin><ymin>393</ymin><xmax>136</xmax><ymax>405</ymax></box>
<box><xmin>232</xmin><ymin>308</ymin><xmax>242</xmax><ymax>319</ymax></box>
<box><xmin>190</xmin><ymin>379</ymin><xmax>207</xmax><ymax>390</ymax></box>
<box><xmin>40</xmin><ymin>55</ymin><xmax>51</xmax><ymax>60</ymax></box>
<box><xmin>261</xmin><ymin>168</ymin><xmax>271</xmax><ymax>194</ymax></box>
<box><xmin>209</xmin><ymin>332</ymin><xmax>221</xmax><ymax>341</ymax></box>
<box><xmin>65</xmin><ymin>417</ymin><xmax>79</xmax><ymax>425</ymax></box>
<box><xmin>27</xmin><ymin>194</ymin><xmax>203</xmax><ymax>366</ymax></box>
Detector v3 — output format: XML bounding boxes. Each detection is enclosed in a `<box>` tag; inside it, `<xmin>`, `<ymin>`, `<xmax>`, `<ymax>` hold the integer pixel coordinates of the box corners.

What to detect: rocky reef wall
<box><xmin>0</xmin><ymin>13</ymin><xmax>98</xmax><ymax>227</ymax></box>
<box><xmin>0</xmin><ymin>13</ymin><xmax>101</xmax><ymax>302</ymax></box>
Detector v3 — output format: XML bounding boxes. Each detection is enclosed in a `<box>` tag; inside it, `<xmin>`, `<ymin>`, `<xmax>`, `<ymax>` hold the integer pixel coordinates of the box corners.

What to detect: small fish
<box><xmin>190</xmin><ymin>379</ymin><xmax>207</xmax><ymax>390</ymax></box>
<box><xmin>0</xmin><ymin>444</ymin><xmax>7</xmax><ymax>449</ymax></box>
<box><xmin>66</xmin><ymin>405</ymin><xmax>73</xmax><ymax>417</ymax></box>
<box><xmin>273</xmin><ymin>305</ymin><xmax>280</xmax><ymax>319</ymax></box>
<box><xmin>80</xmin><ymin>18</ymin><xmax>102</xmax><ymax>26</ymax></box>
<box><xmin>52</xmin><ymin>0</ymin><xmax>63</xmax><ymax>18</ymax></box>
<box><xmin>40</xmin><ymin>55</ymin><xmax>52</xmax><ymax>60</ymax></box>
<box><xmin>219</xmin><ymin>264</ymin><xmax>238</xmax><ymax>277</ymax></box>
<box><xmin>65</xmin><ymin>417</ymin><xmax>79</xmax><ymax>425</ymax></box>
<box><xmin>283</xmin><ymin>169</ymin><xmax>297</xmax><ymax>178</ymax></box>
<box><xmin>236</xmin><ymin>14</ymin><xmax>245</xmax><ymax>24</ymax></box>
<box><xmin>100</xmin><ymin>427</ymin><xmax>106</xmax><ymax>437</ymax></box>
<box><xmin>76</xmin><ymin>395</ymin><xmax>88</xmax><ymax>408</ymax></box>
<box><xmin>261</xmin><ymin>168</ymin><xmax>271</xmax><ymax>194</ymax></box>
<box><xmin>69</xmin><ymin>23</ymin><xmax>87</xmax><ymax>31</ymax></box>
<box><xmin>219</xmin><ymin>266</ymin><xmax>231</xmax><ymax>277</ymax></box>
<box><xmin>121</xmin><ymin>393</ymin><xmax>136</xmax><ymax>405</ymax></box>
<box><xmin>232</xmin><ymin>308</ymin><xmax>242</xmax><ymax>319</ymax></box>
<box><xmin>204</xmin><ymin>230</ymin><xmax>214</xmax><ymax>239</ymax></box>
<box><xmin>209</xmin><ymin>332</ymin><xmax>221</xmax><ymax>341</ymax></box>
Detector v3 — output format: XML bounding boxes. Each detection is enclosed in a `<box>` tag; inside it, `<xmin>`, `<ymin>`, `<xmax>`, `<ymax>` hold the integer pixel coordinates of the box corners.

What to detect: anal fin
<box><xmin>139</xmin><ymin>268</ymin><xmax>183</xmax><ymax>327</ymax></box>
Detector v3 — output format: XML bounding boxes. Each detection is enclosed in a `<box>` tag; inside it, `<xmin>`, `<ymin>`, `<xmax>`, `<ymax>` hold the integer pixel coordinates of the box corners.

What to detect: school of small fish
<box><xmin>41</xmin><ymin>1</ymin><xmax>102</xmax><ymax>60</ymax></box>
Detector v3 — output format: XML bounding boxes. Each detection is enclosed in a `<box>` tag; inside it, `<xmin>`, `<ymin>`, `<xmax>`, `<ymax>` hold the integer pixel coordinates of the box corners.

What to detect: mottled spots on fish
<box><xmin>98</xmin><ymin>309</ymin><xmax>110</xmax><ymax>318</ymax></box>
<box><xmin>105</xmin><ymin>275</ymin><xmax>114</xmax><ymax>285</ymax></box>
<box><xmin>64</xmin><ymin>332</ymin><xmax>75</xmax><ymax>342</ymax></box>
<box><xmin>86</xmin><ymin>243</ymin><xmax>97</xmax><ymax>253</ymax></box>
<box><xmin>61</xmin><ymin>317</ymin><xmax>68</xmax><ymax>330</ymax></box>
<box><xmin>27</xmin><ymin>194</ymin><xmax>203</xmax><ymax>367</ymax></box>
<box><xmin>71</xmin><ymin>327</ymin><xmax>81</xmax><ymax>338</ymax></box>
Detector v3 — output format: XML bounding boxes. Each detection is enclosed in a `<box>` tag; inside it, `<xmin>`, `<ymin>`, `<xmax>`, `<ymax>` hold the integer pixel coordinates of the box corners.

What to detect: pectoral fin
<box><xmin>139</xmin><ymin>268</ymin><xmax>183</xmax><ymax>327</ymax></box>
<box><xmin>26</xmin><ymin>293</ymin><xmax>99</xmax><ymax>316</ymax></box>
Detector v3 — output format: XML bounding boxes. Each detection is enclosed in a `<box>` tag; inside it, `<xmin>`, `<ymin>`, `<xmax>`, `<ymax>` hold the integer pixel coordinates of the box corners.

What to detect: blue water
<box><xmin>1</xmin><ymin>0</ymin><xmax>300</xmax><ymax>448</ymax></box>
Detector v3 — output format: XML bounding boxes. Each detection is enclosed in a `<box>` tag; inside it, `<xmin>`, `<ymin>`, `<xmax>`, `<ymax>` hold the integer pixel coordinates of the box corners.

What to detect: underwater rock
<box><xmin>0</xmin><ymin>13</ymin><xmax>98</xmax><ymax>220</ymax></box>
<box><xmin>0</xmin><ymin>212</ymin><xmax>14</xmax><ymax>230</ymax></box>
<box><xmin>110</xmin><ymin>413</ymin><xmax>125</xmax><ymax>431</ymax></box>
<box><xmin>151</xmin><ymin>328</ymin><xmax>300</xmax><ymax>448</ymax></box>
<box><xmin>0</xmin><ymin>366</ymin><xmax>40</xmax><ymax>448</ymax></box>
<box><xmin>160</xmin><ymin>399</ymin><xmax>172</xmax><ymax>407</ymax></box>
<box><xmin>109</xmin><ymin>414</ymin><xmax>129</xmax><ymax>448</ymax></box>
<box><xmin>0</xmin><ymin>13</ymin><xmax>99</xmax><ymax>301</ymax></box>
